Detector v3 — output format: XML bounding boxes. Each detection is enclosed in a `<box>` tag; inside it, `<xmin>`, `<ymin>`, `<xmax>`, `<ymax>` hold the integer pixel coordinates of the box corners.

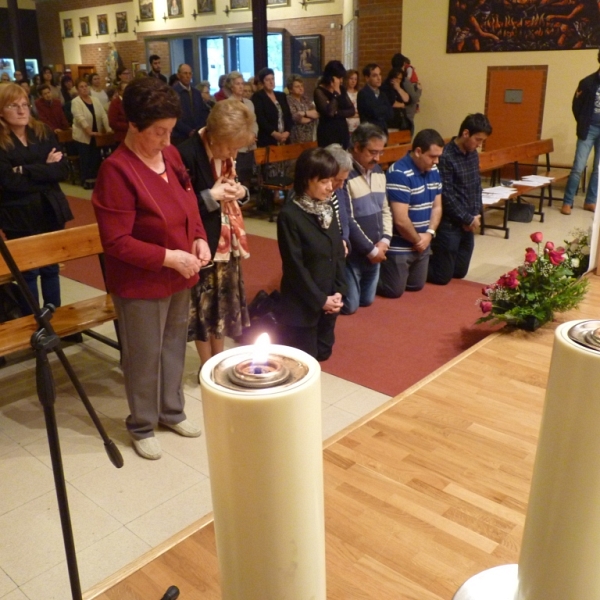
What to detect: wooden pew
<box><xmin>378</xmin><ymin>142</ymin><xmax>412</xmax><ymax>171</ymax></box>
<box><xmin>386</xmin><ymin>130</ymin><xmax>412</xmax><ymax>146</ymax></box>
<box><xmin>253</xmin><ymin>140</ymin><xmax>317</xmax><ymax>221</ymax></box>
<box><xmin>0</xmin><ymin>224</ymin><xmax>119</xmax><ymax>357</ymax></box>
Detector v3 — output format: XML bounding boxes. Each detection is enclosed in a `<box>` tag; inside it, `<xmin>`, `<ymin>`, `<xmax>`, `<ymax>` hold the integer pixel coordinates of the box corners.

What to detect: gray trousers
<box><xmin>377</xmin><ymin>248</ymin><xmax>430</xmax><ymax>299</ymax></box>
<box><xmin>112</xmin><ymin>289</ymin><xmax>191</xmax><ymax>439</ymax></box>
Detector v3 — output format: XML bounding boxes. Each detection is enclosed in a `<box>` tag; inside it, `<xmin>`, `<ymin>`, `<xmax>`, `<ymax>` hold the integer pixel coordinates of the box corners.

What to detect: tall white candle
<box><xmin>200</xmin><ymin>343</ymin><xmax>326</xmax><ymax>600</ymax></box>
<box><xmin>518</xmin><ymin>320</ymin><xmax>600</xmax><ymax>599</ymax></box>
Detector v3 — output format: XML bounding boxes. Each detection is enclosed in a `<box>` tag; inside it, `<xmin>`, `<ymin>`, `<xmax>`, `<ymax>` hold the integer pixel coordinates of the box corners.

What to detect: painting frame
<box><xmin>116</xmin><ymin>11</ymin><xmax>129</xmax><ymax>33</ymax></box>
<box><xmin>139</xmin><ymin>0</ymin><xmax>154</xmax><ymax>21</ymax></box>
<box><xmin>167</xmin><ymin>0</ymin><xmax>184</xmax><ymax>18</ymax></box>
<box><xmin>197</xmin><ymin>0</ymin><xmax>216</xmax><ymax>14</ymax></box>
<box><xmin>291</xmin><ymin>34</ymin><xmax>322</xmax><ymax>77</ymax></box>
<box><xmin>267</xmin><ymin>0</ymin><xmax>289</xmax><ymax>7</ymax></box>
<box><xmin>230</xmin><ymin>0</ymin><xmax>250</xmax><ymax>11</ymax></box>
<box><xmin>63</xmin><ymin>18</ymin><xmax>74</xmax><ymax>39</ymax></box>
<box><xmin>446</xmin><ymin>0</ymin><xmax>600</xmax><ymax>53</ymax></box>
<box><xmin>79</xmin><ymin>16</ymin><xmax>91</xmax><ymax>38</ymax></box>
<box><xmin>97</xmin><ymin>14</ymin><xmax>108</xmax><ymax>36</ymax></box>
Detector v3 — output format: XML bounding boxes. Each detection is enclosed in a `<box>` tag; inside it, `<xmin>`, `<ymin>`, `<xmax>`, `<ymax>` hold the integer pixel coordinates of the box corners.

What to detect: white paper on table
<box><xmin>520</xmin><ymin>175</ymin><xmax>555</xmax><ymax>184</ymax></box>
<box><xmin>482</xmin><ymin>186</ymin><xmax>518</xmax><ymax>204</ymax></box>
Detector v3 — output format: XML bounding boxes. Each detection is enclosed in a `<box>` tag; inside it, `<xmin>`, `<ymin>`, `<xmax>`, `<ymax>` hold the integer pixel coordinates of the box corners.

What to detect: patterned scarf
<box><xmin>205</xmin><ymin>136</ymin><xmax>250</xmax><ymax>262</ymax></box>
<box><xmin>293</xmin><ymin>194</ymin><xmax>333</xmax><ymax>229</ymax></box>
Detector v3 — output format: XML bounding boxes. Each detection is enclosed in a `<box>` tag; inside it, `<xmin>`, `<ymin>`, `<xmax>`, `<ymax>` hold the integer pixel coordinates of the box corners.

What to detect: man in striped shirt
<box><xmin>377</xmin><ymin>129</ymin><xmax>444</xmax><ymax>298</ymax></box>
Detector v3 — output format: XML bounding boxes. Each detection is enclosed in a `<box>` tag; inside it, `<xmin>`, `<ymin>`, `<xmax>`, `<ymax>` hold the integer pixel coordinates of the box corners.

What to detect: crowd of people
<box><xmin>1</xmin><ymin>52</ymin><xmax>495</xmax><ymax>461</ymax></box>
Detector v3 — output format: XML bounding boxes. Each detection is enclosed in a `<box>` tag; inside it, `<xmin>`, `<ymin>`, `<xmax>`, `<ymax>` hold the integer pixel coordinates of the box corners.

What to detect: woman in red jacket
<box><xmin>93</xmin><ymin>78</ymin><xmax>211</xmax><ymax>460</ymax></box>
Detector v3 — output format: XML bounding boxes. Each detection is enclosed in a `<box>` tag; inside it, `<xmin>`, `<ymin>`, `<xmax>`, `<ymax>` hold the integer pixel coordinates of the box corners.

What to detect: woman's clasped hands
<box><xmin>164</xmin><ymin>237</ymin><xmax>211</xmax><ymax>278</ymax></box>
<box><xmin>211</xmin><ymin>175</ymin><xmax>245</xmax><ymax>203</ymax></box>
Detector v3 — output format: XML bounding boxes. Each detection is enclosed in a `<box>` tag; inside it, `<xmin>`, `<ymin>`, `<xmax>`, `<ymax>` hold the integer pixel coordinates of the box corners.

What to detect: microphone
<box><xmin>160</xmin><ymin>585</ymin><xmax>180</xmax><ymax>600</ymax></box>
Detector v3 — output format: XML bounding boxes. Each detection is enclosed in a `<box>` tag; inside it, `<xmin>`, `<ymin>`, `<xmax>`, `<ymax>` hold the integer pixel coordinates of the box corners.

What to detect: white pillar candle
<box><xmin>518</xmin><ymin>320</ymin><xmax>600</xmax><ymax>599</ymax></box>
<box><xmin>200</xmin><ymin>343</ymin><xmax>326</xmax><ymax>600</ymax></box>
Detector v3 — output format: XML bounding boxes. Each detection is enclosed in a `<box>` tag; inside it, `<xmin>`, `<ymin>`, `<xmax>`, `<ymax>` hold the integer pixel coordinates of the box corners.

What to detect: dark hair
<box><xmin>458</xmin><ymin>113</ymin><xmax>492</xmax><ymax>137</ymax></box>
<box><xmin>123</xmin><ymin>77</ymin><xmax>181</xmax><ymax>131</ymax></box>
<box><xmin>37</xmin><ymin>83</ymin><xmax>51</xmax><ymax>94</ymax></box>
<box><xmin>149</xmin><ymin>54</ymin><xmax>160</xmax><ymax>63</ymax></box>
<box><xmin>412</xmin><ymin>129</ymin><xmax>445</xmax><ymax>153</ymax></box>
<box><xmin>256</xmin><ymin>67</ymin><xmax>274</xmax><ymax>83</ymax></box>
<box><xmin>294</xmin><ymin>148</ymin><xmax>339</xmax><ymax>196</ymax></box>
<box><xmin>321</xmin><ymin>60</ymin><xmax>346</xmax><ymax>85</ymax></box>
<box><xmin>391</xmin><ymin>53</ymin><xmax>410</xmax><ymax>69</ymax></box>
<box><xmin>362</xmin><ymin>63</ymin><xmax>379</xmax><ymax>78</ymax></box>
<box><xmin>385</xmin><ymin>68</ymin><xmax>404</xmax><ymax>83</ymax></box>
<box><xmin>351</xmin><ymin>122</ymin><xmax>387</xmax><ymax>149</ymax></box>
<box><xmin>116</xmin><ymin>67</ymin><xmax>130</xmax><ymax>81</ymax></box>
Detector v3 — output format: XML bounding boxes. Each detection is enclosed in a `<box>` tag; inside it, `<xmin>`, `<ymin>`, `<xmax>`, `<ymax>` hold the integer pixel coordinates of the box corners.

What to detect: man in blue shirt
<box><xmin>377</xmin><ymin>129</ymin><xmax>443</xmax><ymax>298</ymax></box>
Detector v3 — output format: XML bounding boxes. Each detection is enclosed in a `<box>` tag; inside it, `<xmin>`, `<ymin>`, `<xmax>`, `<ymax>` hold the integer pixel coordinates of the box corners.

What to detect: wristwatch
<box><xmin>426</xmin><ymin>228</ymin><xmax>436</xmax><ymax>238</ymax></box>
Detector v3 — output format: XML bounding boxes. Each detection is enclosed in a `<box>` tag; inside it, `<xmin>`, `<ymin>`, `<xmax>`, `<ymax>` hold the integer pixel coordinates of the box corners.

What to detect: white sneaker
<box><xmin>161</xmin><ymin>419</ymin><xmax>202</xmax><ymax>438</ymax></box>
<box><xmin>132</xmin><ymin>436</ymin><xmax>162</xmax><ymax>460</ymax></box>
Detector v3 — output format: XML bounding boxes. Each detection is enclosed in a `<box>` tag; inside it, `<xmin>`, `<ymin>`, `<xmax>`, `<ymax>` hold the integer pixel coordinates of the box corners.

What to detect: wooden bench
<box><xmin>478</xmin><ymin>138</ymin><xmax>569</xmax><ymax>239</ymax></box>
<box><xmin>379</xmin><ymin>142</ymin><xmax>412</xmax><ymax>170</ymax></box>
<box><xmin>0</xmin><ymin>224</ymin><xmax>119</xmax><ymax>357</ymax></box>
<box><xmin>253</xmin><ymin>140</ymin><xmax>317</xmax><ymax>221</ymax></box>
<box><xmin>386</xmin><ymin>130</ymin><xmax>412</xmax><ymax>146</ymax></box>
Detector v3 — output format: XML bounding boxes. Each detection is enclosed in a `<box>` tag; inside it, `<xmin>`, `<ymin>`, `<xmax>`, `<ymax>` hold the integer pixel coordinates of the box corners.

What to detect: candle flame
<box><xmin>252</xmin><ymin>333</ymin><xmax>271</xmax><ymax>367</ymax></box>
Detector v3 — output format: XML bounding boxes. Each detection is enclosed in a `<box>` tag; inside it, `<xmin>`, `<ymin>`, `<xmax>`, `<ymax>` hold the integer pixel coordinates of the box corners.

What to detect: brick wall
<box><xmin>357</xmin><ymin>0</ymin><xmax>402</xmax><ymax>73</ymax></box>
<box><xmin>79</xmin><ymin>40</ymin><xmax>146</xmax><ymax>82</ymax></box>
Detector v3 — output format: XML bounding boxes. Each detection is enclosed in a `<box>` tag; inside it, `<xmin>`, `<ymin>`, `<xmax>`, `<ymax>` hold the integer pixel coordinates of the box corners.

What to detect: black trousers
<box><xmin>282</xmin><ymin>313</ymin><xmax>338</xmax><ymax>362</ymax></box>
<box><xmin>427</xmin><ymin>219</ymin><xmax>474</xmax><ymax>285</ymax></box>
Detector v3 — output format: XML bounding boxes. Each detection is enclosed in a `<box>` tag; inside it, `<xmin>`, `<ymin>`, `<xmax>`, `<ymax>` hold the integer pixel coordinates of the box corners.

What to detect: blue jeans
<box><xmin>341</xmin><ymin>256</ymin><xmax>380</xmax><ymax>315</ymax></box>
<box><xmin>377</xmin><ymin>247</ymin><xmax>430</xmax><ymax>298</ymax></box>
<box><xmin>20</xmin><ymin>264</ymin><xmax>61</xmax><ymax>315</ymax></box>
<box><xmin>563</xmin><ymin>124</ymin><xmax>600</xmax><ymax>207</ymax></box>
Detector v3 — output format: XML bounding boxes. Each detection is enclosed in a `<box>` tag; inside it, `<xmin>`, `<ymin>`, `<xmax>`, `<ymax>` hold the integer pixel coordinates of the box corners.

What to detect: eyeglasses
<box><xmin>4</xmin><ymin>103</ymin><xmax>30</xmax><ymax>111</ymax></box>
<box><xmin>367</xmin><ymin>149</ymin><xmax>385</xmax><ymax>157</ymax></box>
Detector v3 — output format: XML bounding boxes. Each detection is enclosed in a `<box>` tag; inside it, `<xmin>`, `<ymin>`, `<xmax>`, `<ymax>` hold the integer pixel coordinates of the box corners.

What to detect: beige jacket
<box><xmin>71</xmin><ymin>95</ymin><xmax>111</xmax><ymax>144</ymax></box>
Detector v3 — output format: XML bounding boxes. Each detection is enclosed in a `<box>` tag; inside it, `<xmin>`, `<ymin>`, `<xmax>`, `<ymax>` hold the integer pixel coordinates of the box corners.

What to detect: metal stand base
<box><xmin>453</xmin><ymin>564</ymin><xmax>518</xmax><ymax>600</ymax></box>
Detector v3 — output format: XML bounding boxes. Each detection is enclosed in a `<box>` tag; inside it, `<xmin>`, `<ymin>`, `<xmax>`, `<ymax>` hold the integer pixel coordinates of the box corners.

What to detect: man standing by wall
<box><xmin>148</xmin><ymin>54</ymin><xmax>167</xmax><ymax>84</ymax></box>
<box><xmin>357</xmin><ymin>64</ymin><xmax>393</xmax><ymax>134</ymax></box>
<box><xmin>336</xmin><ymin>124</ymin><xmax>392</xmax><ymax>314</ymax></box>
<box><xmin>427</xmin><ymin>113</ymin><xmax>491</xmax><ymax>285</ymax></box>
<box><xmin>560</xmin><ymin>50</ymin><xmax>600</xmax><ymax>215</ymax></box>
<box><xmin>377</xmin><ymin>129</ymin><xmax>443</xmax><ymax>299</ymax></box>
<box><xmin>171</xmin><ymin>64</ymin><xmax>209</xmax><ymax>146</ymax></box>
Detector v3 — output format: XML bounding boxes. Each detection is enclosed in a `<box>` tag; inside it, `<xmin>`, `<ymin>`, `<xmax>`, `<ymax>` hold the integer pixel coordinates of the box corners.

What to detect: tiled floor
<box><xmin>0</xmin><ymin>183</ymin><xmax>595</xmax><ymax>599</ymax></box>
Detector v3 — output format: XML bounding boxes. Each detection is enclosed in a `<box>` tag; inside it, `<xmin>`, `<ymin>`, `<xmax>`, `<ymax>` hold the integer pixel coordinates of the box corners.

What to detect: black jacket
<box><xmin>251</xmin><ymin>89</ymin><xmax>293</xmax><ymax>147</ymax></box>
<box><xmin>0</xmin><ymin>127</ymin><xmax>72</xmax><ymax>235</ymax></box>
<box><xmin>277</xmin><ymin>201</ymin><xmax>347</xmax><ymax>328</ymax></box>
<box><xmin>572</xmin><ymin>70</ymin><xmax>600</xmax><ymax>140</ymax></box>
<box><xmin>177</xmin><ymin>133</ymin><xmax>222</xmax><ymax>257</ymax></box>
<box><xmin>357</xmin><ymin>85</ymin><xmax>393</xmax><ymax>134</ymax></box>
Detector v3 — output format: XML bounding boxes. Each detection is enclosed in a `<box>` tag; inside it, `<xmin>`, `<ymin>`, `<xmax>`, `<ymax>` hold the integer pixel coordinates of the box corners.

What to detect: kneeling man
<box><xmin>377</xmin><ymin>129</ymin><xmax>443</xmax><ymax>298</ymax></box>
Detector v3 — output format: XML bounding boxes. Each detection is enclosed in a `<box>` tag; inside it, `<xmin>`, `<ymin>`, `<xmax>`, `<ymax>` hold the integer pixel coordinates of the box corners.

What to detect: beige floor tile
<box><xmin>0</xmin><ymin>589</ymin><xmax>28</xmax><ymax>600</ymax></box>
<box><xmin>0</xmin><ymin>486</ymin><xmax>121</xmax><ymax>586</ymax></box>
<box><xmin>0</xmin><ymin>432</ymin><xmax>19</xmax><ymax>459</ymax></box>
<box><xmin>333</xmin><ymin>387</ymin><xmax>390</xmax><ymax>418</ymax></box>
<box><xmin>0</xmin><ymin>568</ymin><xmax>17</xmax><ymax>598</ymax></box>
<box><xmin>70</xmin><ymin>447</ymin><xmax>206</xmax><ymax>525</ymax></box>
<box><xmin>0</xmin><ymin>448</ymin><xmax>54</xmax><ymax>517</ymax></box>
<box><xmin>127</xmin><ymin>478</ymin><xmax>213</xmax><ymax>547</ymax></box>
<box><xmin>20</xmin><ymin>527</ymin><xmax>150</xmax><ymax>600</ymax></box>
<box><xmin>321</xmin><ymin>371</ymin><xmax>367</xmax><ymax>405</ymax></box>
<box><xmin>321</xmin><ymin>404</ymin><xmax>360</xmax><ymax>440</ymax></box>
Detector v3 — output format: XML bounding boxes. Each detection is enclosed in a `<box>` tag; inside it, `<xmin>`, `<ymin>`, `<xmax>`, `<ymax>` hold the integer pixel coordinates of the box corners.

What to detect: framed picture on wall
<box><xmin>230</xmin><ymin>0</ymin><xmax>250</xmax><ymax>11</ymax></box>
<box><xmin>97</xmin><ymin>14</ymin><xmax>108</xmax><ymax>36</ymax></box>
<box><xmin>446</xmin><ymin>0</ymin><xmax>600</xmax><ymax>52</ymax></box>
<box><xmin>267</xmin><ymin>0</ymin><xmax>289</xmax><ymax>7</ymax></box>
<box><xmin>116</xmin><ymin>11</ymin><xmax>128</xmax><ymax>33</ymax></box>
<box><xmin>139</xmin><ymin>0</ymin><xmax>154</xmax><ymax>21</ymax></box>
<box><xmin>63</xmin><ymin>18</ymin><xmax>73</xmax><ymax>38</ymax></box>
<box><xmin>291</xmin><ymin>34</ymin><xmax>322</xmax><ymax>77</ymax></box>
<box><xmin>197</xmin><ymin>0</ymin><xmax>215</xmax><ymax>14</ymax></box>
<box><xmin>168</xmin><ymin>0</ymin><xmax>184</xmax><ymax>18</ymax></box>
<box><xmin>79</xmin><ymin>17</ymin><xmax>91</xmax><ymax>37</ymax></box>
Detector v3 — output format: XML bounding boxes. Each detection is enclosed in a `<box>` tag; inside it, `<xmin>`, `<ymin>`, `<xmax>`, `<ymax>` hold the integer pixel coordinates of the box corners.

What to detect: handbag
<box><xmin>507</xmin><ymin>200</ymin><xmax>534</xmax><ymax>223</ymax></box>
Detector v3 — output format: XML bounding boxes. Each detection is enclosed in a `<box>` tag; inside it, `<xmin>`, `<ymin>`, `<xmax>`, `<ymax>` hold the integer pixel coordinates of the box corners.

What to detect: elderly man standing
<box><xmin>377</xmin><ymin>129</ymin><xmax>443</xmax><ymax>299</ymax></box>
<box><xmin>171</xmin><ymin>63</ymin><xmax>209</xmax><ymax>145</ymax></box>
<box><xmin>332</xmin><ymin>123</ymin><xmax>392</xmax><ymax>314</ymax></box>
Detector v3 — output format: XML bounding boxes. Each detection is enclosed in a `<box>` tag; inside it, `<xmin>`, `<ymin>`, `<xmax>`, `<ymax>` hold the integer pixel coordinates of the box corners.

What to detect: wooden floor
<box><xmin>88</xmin><ymin>276</ymin><xmax>600</xmax><ymax>600</ymax></box>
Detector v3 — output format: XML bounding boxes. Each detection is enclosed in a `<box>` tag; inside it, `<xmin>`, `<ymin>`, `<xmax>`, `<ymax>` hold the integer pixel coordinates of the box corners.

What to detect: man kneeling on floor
<box><xmin>377</xmin><ymin>129</ymin><xmax>443</xmax><ymax>298</ymax></box>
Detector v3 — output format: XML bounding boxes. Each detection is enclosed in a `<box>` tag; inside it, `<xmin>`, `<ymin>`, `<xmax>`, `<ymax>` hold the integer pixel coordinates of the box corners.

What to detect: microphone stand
<box><xmin>0</xmin><ymin>235</ymin><xmax>123</xmax><ymax>600</ymax></box>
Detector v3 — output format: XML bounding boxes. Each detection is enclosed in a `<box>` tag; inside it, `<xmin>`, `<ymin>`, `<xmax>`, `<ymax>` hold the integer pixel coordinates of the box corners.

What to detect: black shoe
<box><xmin>62</xmin><ymin>333</ymin><xmax>83</xmax><ymax>344</ymax></box>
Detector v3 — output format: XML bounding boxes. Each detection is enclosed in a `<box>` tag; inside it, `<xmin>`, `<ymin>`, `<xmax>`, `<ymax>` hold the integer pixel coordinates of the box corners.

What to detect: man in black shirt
<box><xmin>357</xmin><ymin>64</ymin><xmax>393</xmax><ymax>134</ymax></box>
<box><xmin>148</xmin><ymin>54</ymin><xmax>168</xmax><ymax>84</ymax></box>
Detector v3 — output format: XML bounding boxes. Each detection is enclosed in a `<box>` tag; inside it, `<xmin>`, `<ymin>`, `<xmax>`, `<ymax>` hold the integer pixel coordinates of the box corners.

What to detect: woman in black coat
<box><xmin>0</xmin><ymin>83</ymin><xmax>73</xmax><ymax>313</ymax></box>
<box><xmin>314</xmin><ymin>60</ymin><xmax>355</xmax><ymax>149</ymax></box>
<box><xmin>251</xmin><ymin>67</ymin><xmax>293</xmax><ymax>147</ymax></box>
<box><xmin>276</xmin><ymin>147</ymin><xmax>347</xmax><ymax>361</ymax></box>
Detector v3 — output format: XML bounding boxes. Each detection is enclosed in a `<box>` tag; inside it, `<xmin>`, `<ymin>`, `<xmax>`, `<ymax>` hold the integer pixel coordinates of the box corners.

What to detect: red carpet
<box><xmin>65</xmin><ymin>196</ymin><xmax>497</xmax><ymax>396</ymax></box>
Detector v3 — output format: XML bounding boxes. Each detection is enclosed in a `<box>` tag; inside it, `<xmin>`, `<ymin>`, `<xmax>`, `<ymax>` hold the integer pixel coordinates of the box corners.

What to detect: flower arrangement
<box><xmin>564</xmin><ymin>227</ymin><xmax>591</xmax><ymax>278</ymax></box>
<box><xmin>477</xmin><ymin>232</ymin><xmax>589</xmax><ymax>330</ymax></box>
